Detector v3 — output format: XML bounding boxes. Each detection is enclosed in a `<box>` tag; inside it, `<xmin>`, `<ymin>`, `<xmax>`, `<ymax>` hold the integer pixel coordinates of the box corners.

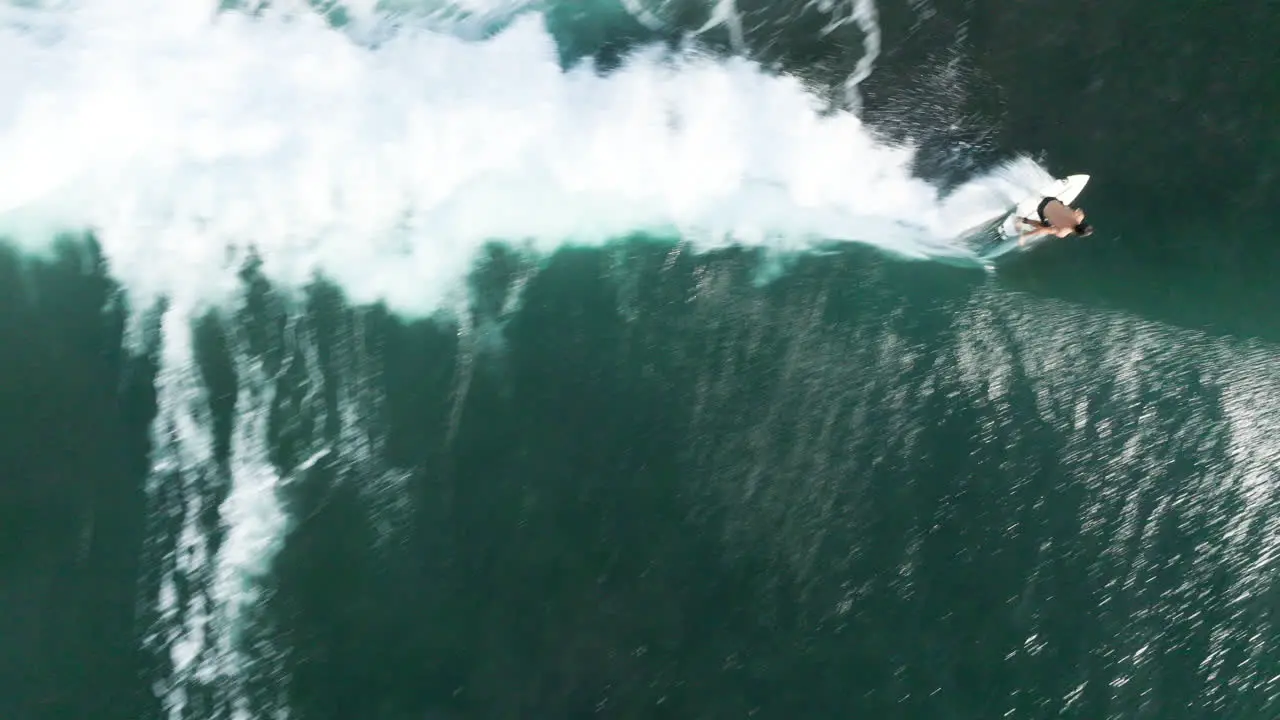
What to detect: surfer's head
<box><xmin>1071</xmin><ymin>208</ymin><xmax>1092</xmax><ymax>236</ymax></box>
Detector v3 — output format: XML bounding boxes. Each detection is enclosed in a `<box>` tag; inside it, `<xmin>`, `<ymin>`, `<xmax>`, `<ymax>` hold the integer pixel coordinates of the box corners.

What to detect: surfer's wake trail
<box><xmin>0</xmin><ymin>0</ymin><xmax>1049</xmax><ymax>317</ymax></box>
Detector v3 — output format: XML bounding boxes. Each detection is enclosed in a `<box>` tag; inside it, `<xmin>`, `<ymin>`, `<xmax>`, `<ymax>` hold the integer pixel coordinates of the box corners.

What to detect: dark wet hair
<box><xmin>1074</xmin><ymin>221</ymin><xmax>1093</xmax><ymax>236</ymax></box>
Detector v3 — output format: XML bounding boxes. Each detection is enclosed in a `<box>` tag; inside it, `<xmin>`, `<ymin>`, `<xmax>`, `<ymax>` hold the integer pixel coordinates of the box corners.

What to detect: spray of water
<box><xmin>0</xmin><ymin>0</ymin><xmax>1043</xmax><ymax>318</ymax></box>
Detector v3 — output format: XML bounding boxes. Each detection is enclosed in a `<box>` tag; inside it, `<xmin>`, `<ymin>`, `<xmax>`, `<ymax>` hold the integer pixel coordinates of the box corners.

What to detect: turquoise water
<box><xmin>1</xmin><ymin>1</ymin><xmax>1278</xmax><ymax>719</ymax></box>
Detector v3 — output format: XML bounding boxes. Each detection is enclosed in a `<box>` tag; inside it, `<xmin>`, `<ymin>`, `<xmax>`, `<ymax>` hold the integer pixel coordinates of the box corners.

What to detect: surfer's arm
<box><xmin>1018</xmin><ymin>225</ymin><xmax>1054</xmax><ymax>245</ymax></box>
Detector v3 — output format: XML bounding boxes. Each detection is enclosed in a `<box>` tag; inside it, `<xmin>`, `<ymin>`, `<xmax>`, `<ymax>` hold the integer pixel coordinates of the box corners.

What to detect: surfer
<box><xmin>1016</xmin><ymin>196</ymin><xmax>1093</xmax><ymax>245</ymax></box>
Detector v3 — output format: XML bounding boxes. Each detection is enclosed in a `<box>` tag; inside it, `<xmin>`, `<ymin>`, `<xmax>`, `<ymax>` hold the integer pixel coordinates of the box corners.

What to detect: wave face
<box><xmin>1</xmin><ymin>1</ymin><xmax>1276</xmax><ymax>720</ymax></box>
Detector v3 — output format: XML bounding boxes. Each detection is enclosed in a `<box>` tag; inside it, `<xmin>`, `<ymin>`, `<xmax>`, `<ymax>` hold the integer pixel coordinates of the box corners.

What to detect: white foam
<box><xmin>0</xmin><ymin>0</ymin><xmax>1029</xmax><ymax>317</ymax></box>
<box><xmin>144</xmin><ymin>301</ymin><xmax>222</xmax><ymax>720</ymax></box>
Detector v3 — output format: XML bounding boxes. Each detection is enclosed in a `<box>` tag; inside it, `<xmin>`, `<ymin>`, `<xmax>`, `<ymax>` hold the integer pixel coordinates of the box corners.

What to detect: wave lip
<box><xmin>0</xmin><ymin>0</ymin><xmax>1040</xmax><ymax>315</ymax></box>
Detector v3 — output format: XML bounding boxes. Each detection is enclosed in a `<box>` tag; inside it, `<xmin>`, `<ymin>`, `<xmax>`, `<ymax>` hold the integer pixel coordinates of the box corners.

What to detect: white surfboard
<box><xmin>981</xmin><ymin>174</ymin><xmax>1090</xmax><ymax>260</ymax></box>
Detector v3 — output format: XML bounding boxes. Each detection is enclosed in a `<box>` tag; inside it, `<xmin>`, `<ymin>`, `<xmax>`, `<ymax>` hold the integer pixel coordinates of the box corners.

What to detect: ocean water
<box><xmin>2</xmin><ymin>0</ymin><xmax>1278</xmax><ymax>719</ymax></box>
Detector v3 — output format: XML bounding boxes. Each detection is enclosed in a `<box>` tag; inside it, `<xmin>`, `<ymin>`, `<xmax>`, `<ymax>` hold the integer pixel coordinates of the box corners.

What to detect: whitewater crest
<box><xmin>0</xmin><ymin>0</ymin><xmax>1052</xmax><ymax>317</ymax></box>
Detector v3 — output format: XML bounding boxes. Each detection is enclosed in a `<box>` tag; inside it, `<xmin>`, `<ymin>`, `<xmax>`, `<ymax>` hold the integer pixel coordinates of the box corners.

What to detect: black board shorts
<box><xmin>1035</xmin><ymin>196</ymin><xmax>1058</xmax><ymax>226</ymax></box>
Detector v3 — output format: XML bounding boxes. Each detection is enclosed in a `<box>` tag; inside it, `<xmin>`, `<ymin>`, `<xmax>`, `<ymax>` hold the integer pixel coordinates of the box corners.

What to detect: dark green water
<box><xmin>3</xmin><ymin>1</ymin><xmax>1279</xmax><ymax>719</ymax></box>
